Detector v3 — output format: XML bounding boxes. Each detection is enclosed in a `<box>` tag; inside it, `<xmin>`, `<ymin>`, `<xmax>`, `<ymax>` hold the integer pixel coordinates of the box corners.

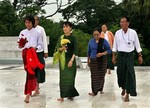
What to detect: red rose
<box><xmin>18</xmin><ymin>37</ymin><xmax>28</xmax><ymax>48</ymax></box>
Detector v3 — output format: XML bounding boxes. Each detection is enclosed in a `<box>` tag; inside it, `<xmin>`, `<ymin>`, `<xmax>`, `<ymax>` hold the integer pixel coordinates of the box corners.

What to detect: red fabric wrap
<box><xmin>22</xmin><ymin>48</ymin><xmax>44</xmax><ymax>75</ymax></box>
<box><xmin>22</xmin><ymin>48</ymin><xmax>44</xmax><ymax>95</ymax></box>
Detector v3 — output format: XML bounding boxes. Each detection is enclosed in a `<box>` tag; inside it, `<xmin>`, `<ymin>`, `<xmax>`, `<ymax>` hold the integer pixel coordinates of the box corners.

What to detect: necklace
<box><xmin>122</xmin><ymin>29</ymin><xmax>130</xmax><ymax>45</ymax></box>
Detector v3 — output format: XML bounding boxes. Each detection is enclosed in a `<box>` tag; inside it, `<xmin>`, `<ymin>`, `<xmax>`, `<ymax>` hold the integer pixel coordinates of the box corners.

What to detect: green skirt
<box><xmin>117</xmin><ymin>52</ymin><xmax>137</xmax><ymax>96</ymax></box>
<box><xmin>59</xmin><ymin>57</ymin><xmax>79</xmax><ymax>98</ymax></box>
<box><xmin>35</xmin><ymin>52</ymin><xmax>46</xmax><ymax>83</ymax></box>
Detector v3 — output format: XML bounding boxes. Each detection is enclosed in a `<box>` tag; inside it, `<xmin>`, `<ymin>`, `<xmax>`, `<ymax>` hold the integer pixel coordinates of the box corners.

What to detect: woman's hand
<box><xmin>59</xmin><ymin>46</ymin><xmax>67</xmax><ymax>52</ymax></box>
<box><xmin>87</xmin><ymin>61</ymin><xmax>90</xmax><ymax>67</ymax></box>
<box><xmin>68</xmin><ymin>60</ymin><xmax>73</xmax><ymax>68</ymax></box>
<box><xmin>96</xmin><ymin>53</ymin><xmax>103</xmax><ymax>58</ymax></box>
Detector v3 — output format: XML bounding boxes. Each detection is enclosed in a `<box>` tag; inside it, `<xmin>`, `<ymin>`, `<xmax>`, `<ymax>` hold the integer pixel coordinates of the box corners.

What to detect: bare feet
<box><xmin>57</xmin><ymin>98</ymin><xmax>64</xmax><ymax>102</ymax></box>
<box><xmin>32</xmin><ymin>90</ymin><xmax>40</xmax><ymax>97</ymax></box>
<box><xmin>100</xmin><ymin>91</ymin><xmax>104</xmax><ymax>94</ymax></box>
<box><xmin>124</xmin><ymin>94</ymin><xmax>130</xmax><ymax>102</ymax></box>
<box><xmin>24</xmin><ymin>95</ymin><xmax>30</xmax><ymax>103</ymax></box>
<box><xmin>88</xmin><ymin>92</ymin><xmax>96</xmax><ymax>96</ymax></box>
<box><xmin>121</xmin><ymin>89</ymin><xmax>125</xmax><ymax>96</ymax></box>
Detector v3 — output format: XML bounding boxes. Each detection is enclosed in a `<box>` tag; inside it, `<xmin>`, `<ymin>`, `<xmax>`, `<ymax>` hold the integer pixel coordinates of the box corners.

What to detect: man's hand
<box><xmin>44</xmin><ymin>53</ymin><xmax>48</xmax><ymax>58</ymax></box>
<box><xmin>112</xmin><ymin>53</ymin><xmax>116</xmax><ymax>64</ymax></box>
<box><xmin>138</xmin><ymin>56</ymin><xmax>143</xmax><ymax>65</ymax></box>
<box><xmin>112</xmin><ymin>57</ymin><xmax>116</xmax><ymax>64</ymax></box>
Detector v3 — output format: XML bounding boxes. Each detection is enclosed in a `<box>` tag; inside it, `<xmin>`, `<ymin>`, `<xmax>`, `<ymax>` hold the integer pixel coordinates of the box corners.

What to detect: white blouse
<box><xmin>18</xmin><ymin>28</ymin><xmax>43</xmax><ymax>51</ymax></box>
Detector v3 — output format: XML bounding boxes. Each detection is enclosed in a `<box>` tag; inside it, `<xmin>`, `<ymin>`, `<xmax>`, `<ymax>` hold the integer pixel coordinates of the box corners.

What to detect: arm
<box><xmin>134</xmin><ymin>31</ymin><xmax>142</xmax><ymax>53</ymax></box>
<box><xmin>42</xmin><ymin>27</ymin><xmax>48</xmax><ymax>58</ymax></box>
<box><xmin>36</xmin><ymin>32</ymin><xmax>43</xmax><ymax>51</ymax></box>
<box><xmin>112</xmin><ymin>33</ymin><xmax>117</xmax><ymax>64</ymax></box>
<box><xmin>134</xmin><ymin>32</ymin><xmax>143</xmax><ymax>64</ymax></box>
<box><xmin>42</xmin><ymin>28</ymin><xmax>48</xmax><ymax>53</ymax></box>
<box><xmin>112</xmin><ymin>52</ymin><xmax>117</xmax><ymax>64</ymax></box>
<box><xmin>87</xmin><ymin>42</ymin><xmax>91</xmax><ymax>66</ymax></box>
<box><xmin>17</xmin><ymin>32</ymin><xmax>22</xmax><ymax>49</ymax></box>
<box><xmin>96</xmin><ymin>39</ymin><xmax>111</xmax><ymax>57</ymax></box>
<box><xmin>68</xmin><ymin>36</ymin><xmax>78</xmax><ymax>67</ymax></box>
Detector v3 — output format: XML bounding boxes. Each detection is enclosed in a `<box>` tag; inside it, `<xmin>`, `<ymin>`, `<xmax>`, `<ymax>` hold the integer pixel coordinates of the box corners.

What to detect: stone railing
<box><xmin>0</xmin><ymin>36</ymin><xmax>49</xmax><ymax>58</ymax></box>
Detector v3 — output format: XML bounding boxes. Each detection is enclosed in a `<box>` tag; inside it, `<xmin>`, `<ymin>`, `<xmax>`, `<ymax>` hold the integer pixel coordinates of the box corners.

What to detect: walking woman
<box><xmin>53</xmin><ymin>22</ymin><xmax>79</xmax><ymax>102</ymax></box>
<box><xmin>87</xmin><ymin>28</ymin><xmax>111</xmax><ymax>96</ymax></box>
<box><xmin>18</xmin><ymin>15</ymin><xmax>44</xmax><ymax>103</ymax></box>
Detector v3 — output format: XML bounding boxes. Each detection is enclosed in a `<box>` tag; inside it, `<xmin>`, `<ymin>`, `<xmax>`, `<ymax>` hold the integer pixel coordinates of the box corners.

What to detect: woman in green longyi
<box><xmin>53</xmin><ymin>22</ymin><xmax>79</xmax><ymax>102</ymax></box>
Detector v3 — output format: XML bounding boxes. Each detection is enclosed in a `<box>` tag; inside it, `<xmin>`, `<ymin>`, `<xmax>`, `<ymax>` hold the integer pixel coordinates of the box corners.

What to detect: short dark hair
<box><xmin>101</xmin><ymin>24</ymin><xmax>108</xmax><ymax>27</ymax></box>
<box><xmin>121</xmin><ymin>16</ymin><xmax>130</xmax><ymax>22</ymax></box>
<box><xmin>63</xmin><ymin>21</ymin><xmax>72</xmax><ymax>28</ymax></box>
<box><xmin>24</xmin><ymin>15</ymin><xmax>35</xmax><ymax>27</ymax></box>
<box><xmin>93</xmin><ymin>27</ymin><xmax>101</xmax><ymax>33</ymax></box>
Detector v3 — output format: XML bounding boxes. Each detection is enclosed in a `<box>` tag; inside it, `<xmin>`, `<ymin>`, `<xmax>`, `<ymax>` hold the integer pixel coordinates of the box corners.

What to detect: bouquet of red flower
<box><xmin>17</xmin><ymin>34</ymin><xmax>28</xmax><ymax>48</ymax></box>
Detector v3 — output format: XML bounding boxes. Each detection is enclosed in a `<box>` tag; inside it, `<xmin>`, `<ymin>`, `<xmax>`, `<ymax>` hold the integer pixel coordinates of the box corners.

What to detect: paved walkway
<box><xmin>0</xmin><ymin>64</ymin><xmax>150</xmax><ymax>108</ymax></box>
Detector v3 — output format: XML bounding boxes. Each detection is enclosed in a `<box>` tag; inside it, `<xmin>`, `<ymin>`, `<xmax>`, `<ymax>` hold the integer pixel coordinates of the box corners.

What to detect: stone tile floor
<box><xmin>0</xmin><ymin>64</ymin><xmax>150</xmax><ymax>108</ymax></box>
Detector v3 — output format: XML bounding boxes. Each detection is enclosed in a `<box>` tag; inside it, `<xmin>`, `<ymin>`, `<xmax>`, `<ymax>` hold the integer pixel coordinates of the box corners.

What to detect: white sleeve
<box><xmin>36</xmin><ymin>32</ymin><xmax>44</xmax><ymax>51</ymax></box>
<box><xmin>134</xmin><ymin>31</ymin><xmax>142</xmax><ymax>53</ymax></box>
<box><xmin>42</xmin><ymin>27</ymin><xmax>48</xmax><ymax>53</ymax></box>
<box><xmin>17</xmin><ymin>32</ymin><xmax>23</xmax><ymax>50</ymax></box>
<box><xmin>112</xmin><ymin>33</ymin><xmax>117</xmax><ymax>52</ymax></box>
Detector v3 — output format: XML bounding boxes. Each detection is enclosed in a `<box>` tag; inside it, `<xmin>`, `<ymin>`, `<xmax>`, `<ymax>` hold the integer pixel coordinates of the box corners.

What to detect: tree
<box><xmin>60</xmin><ymin>0</ymin><xmax>125</xmax><ymax>33</ymax></box>
<box><xmin>122</xmin><ymin>0</ymin><xmax>150</xmax><ymax>48</ymax></box>
<box><xmin>0</xmin><ymin>0</ymin><xmax>18</xmax><ymax>36</ymax></box>
<box><xmin>12</xmin><ymin>0</ymin><xmax>75</xmax><ymax>18</ymax></box>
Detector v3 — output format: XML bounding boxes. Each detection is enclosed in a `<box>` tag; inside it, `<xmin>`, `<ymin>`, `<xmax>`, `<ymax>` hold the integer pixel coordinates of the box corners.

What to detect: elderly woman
<box><xmin>87</xmin><ymin>28</ymin><xmax>111</xmax><ymax>96</ymax></box>
<box><xmin>53</xmin><ymin>22</ymin><xmax>79</xmax><ymax>102</ymax></box>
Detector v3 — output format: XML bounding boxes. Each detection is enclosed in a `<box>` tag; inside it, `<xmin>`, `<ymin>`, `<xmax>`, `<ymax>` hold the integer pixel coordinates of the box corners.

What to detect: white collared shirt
<box><xmin>112</xmin><ymin>28</ymin><xmax>142</xmax><ymax>53</ymax></box>
<box><xmin>18</xmin><ymin>28</ymin><xmax>43</xmax><ymax>51</ymax></box>
<box><xmin>35</xmin><ymin>25</ymin><xmax>48</xmax><ymax>53</ymax></box>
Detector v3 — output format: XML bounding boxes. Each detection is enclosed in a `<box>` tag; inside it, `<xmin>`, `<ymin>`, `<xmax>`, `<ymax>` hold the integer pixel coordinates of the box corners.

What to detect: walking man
<box><xmin>32</xmin><ymin>16</ymin><xmax>48</xmax><ymax>96</ymax></box>
<box><xmin>112</xmin><ymin>16</ymin><xmax>143</xmax><ymax>102</ymax></box>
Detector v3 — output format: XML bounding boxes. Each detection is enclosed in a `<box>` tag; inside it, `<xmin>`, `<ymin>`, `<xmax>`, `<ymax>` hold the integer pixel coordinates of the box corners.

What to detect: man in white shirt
<box><xmin>112</xmin><ymin>16</ymin><xmax>143</xmax><ymax>102</ymax></box>
<box><xmin>32</xmin><ymin>16</ymin><xmax>48</xmax><ymax>96</ymax></box>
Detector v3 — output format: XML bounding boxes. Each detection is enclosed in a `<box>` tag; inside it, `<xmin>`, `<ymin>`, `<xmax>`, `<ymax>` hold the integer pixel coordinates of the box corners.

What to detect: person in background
<box><xmin>32</xmin><ymin>16</ymin><xmax>48</xmax><ymax>96</ymax></box>
<box><xmin>112</xmin><ymin>16</ymin><xmax>143</xmax><ymax>102</ymax></box>
<box><xmin>101</xmin><ymin>24</ymin><xmax>114</xmax><ymax>74</ymax></box>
